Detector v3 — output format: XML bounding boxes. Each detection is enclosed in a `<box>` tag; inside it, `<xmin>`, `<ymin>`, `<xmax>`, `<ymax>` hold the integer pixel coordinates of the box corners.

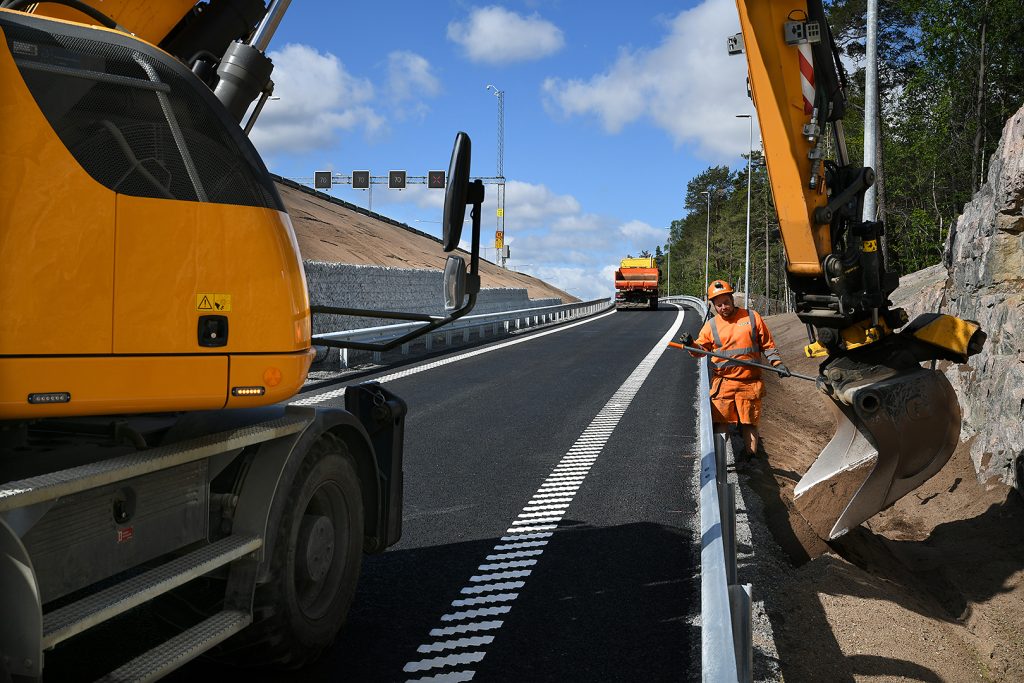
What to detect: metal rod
<box><xmin>251</xmin><ymin>0</ymin><xmax>292</xmax><ymax>52</ymax></box>
<box><xmin>668</xmin><ymin>343</ymin><xmax>817</xmax><ymax>381</ymax></box>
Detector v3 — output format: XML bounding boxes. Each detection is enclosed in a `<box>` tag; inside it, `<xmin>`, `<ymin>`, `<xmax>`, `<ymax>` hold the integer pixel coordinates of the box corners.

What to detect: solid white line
<box><xmin>404</xmin><ymin>652</ymin><xmax>486</xmax><ymax>673</ymax></box>
<box><xmin>402</xmin><ymin>307</ymin><xmax>686</xmax><ymax>680</ymax></box>
<box><xmin>430</xmin><ymin>621</ymin><xmax>504</xmax><ymax>637</ymax></box>
<box><xmin>450</xmin><ymin>594</ymin><xmax>518</xmax><ymax>608</ymax></box>
<box><xmin>468</xmin><ymin>570</ymin><xmax>532</xmax><ymax>582</ymax></box>
<box><xmin>295</xmin><ymin>309</ymin><xmax>616</xmax><ymax>405</ymax></box>
<box><xmin>477</xmin><ymin>559</ymin><xmax>537</xmax><ymax>571</ymax></box>
<box><xmin>441</xmin><ymin>606</ymin><xmax>512</xmax><ymax>621</ymax></box>
<box><xmin>417</xmin><ymin>636</ymin><xmax>494</xmax><ymax>654</ymax></box>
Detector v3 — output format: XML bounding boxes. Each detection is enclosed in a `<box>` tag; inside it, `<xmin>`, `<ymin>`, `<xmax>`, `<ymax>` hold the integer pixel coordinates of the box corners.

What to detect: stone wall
<box><xmin>304</xmin><ymin>261</ymin><xmax>562</xmax><ymax>335</ymax></box>
<box><xmin>939</xmin><ymin>104</ymin><xmax>1024</xmax><ymax>487</ymax></box>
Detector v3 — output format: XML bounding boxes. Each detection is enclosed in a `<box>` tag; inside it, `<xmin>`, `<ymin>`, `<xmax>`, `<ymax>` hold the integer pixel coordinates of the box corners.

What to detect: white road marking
<box><xmin>401</xmin><ymin>307</ymin><xmax>686</xmax><ymax>680</ymax></box>
<box><xmin>293</xmin><ymin>309</ymin><xmax>616</xmax><ymax>405</ymax></box>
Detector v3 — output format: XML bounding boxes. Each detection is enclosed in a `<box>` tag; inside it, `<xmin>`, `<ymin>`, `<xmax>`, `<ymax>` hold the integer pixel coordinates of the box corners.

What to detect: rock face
<box><xmin>940</xmin><ymin>104</ymin><xmax>1024</xmax><ymax>488</ymax></box>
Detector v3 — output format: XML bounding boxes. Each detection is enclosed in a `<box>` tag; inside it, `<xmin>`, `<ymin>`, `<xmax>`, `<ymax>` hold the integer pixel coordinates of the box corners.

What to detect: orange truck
<box><xmin>614</xmin><ymin>257</ymin><xmax>660</xmax><ymax>310</ymax></box>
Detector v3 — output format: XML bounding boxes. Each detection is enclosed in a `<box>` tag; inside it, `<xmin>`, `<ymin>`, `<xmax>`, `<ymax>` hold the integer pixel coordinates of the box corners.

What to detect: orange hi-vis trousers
<box><xmin>710</xmin><ymin>376</ymin><xmax>765</xmax><ymax>426</ymax></box>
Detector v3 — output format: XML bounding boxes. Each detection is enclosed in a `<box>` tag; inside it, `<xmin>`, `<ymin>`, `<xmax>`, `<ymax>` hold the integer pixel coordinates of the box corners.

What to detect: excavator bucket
<box><xmin>793</xmin><ymin>366</ymin><xmax>961</xmax><ymax>540</ymax></box>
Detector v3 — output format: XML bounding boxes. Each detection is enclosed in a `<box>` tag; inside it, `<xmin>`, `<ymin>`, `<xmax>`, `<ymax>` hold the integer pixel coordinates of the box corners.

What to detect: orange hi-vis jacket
<box><xmin>692</xmin><ymin>307</ymin><xmax>782</xmax><ymax>381</ymax></box>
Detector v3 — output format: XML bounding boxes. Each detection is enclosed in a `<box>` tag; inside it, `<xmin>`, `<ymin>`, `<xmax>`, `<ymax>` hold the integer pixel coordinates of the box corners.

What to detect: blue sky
<box><xmin>251</xmin><ymin>0</ymin><xmax>760</xmax><ymax>300</ymax></box>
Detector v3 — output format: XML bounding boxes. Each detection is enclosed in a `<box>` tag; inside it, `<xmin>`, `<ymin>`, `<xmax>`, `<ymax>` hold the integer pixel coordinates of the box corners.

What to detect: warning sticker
<box><xmin>197</xmin><ymin>294</ymin><xmax>232</xmax><ymax>311</ymax></box>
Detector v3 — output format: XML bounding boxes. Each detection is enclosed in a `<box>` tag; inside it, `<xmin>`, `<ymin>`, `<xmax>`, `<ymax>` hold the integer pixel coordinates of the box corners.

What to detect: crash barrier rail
<box><xmin>313</xmin><ymin>297</ymin><xmax>614</xmax><ymax>368</ymax></box>
<box><xmin>663</xmin><ymin>295</ymin><xmax>753</xmax><ymax>683</ymax></box>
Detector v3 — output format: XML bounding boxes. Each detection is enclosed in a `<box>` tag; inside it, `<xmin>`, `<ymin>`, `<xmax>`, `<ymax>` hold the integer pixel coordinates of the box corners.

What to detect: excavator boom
<box><xmin>733</xmin><ymin>0</ymin><xmax>986</xmax><ymax>539</ymax></box>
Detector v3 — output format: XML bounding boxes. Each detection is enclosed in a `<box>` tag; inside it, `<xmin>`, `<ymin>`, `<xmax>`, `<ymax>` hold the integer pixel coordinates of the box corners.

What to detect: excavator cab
<box><xmin>733</xmin><ymin>0</ymin><xmax>986</xmax><ymax>539</ymax></box>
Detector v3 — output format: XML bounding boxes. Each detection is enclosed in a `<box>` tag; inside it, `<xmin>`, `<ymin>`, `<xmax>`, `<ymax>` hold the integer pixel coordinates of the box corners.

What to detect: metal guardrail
<box><xmin>313</xmin><ymin>297</ymin><xmax>614</xmax><ymax>368</ymax></box>
<box><xmin>663</xmin><ymin>295</ymin><xmax>752</xmax><ymax>683</ymax></box>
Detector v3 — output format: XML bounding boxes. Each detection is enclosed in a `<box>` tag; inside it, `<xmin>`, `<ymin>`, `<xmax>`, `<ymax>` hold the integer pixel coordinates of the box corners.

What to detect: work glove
<box><xmin>774</xmin><ymin>363</ymin><xmax>791</xmax><ymax>378</ymax></box>
<box><xmin>680</xmin><ymin>332</ymin><xmax>695</xmax><ymax>346</ymax></box>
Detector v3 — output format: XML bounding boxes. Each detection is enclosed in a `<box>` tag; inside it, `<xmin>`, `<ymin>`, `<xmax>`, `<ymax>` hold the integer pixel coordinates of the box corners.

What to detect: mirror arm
<box><xmin>310</xmin><ymin>305</ymin><xmax>444</xmax><ymax>323</ymax></box>
<box><xmin>313</xmin><ymin>291</ymin><xmax>479</xmax><ymax>352</ymax></box>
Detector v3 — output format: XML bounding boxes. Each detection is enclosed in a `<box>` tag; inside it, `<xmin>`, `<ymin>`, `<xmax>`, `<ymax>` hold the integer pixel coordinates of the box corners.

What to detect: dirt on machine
<box><xmin>614</xmin><ymin>257</ymin><xmax>660</xmax><ymax>310</ymax></box>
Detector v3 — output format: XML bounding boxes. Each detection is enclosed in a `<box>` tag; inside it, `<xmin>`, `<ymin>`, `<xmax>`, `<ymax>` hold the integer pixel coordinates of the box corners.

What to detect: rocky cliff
<box><xmin>929</xmin><ymin>103</ymin><xmax>1024</xmax><ymax>488</ymax></box>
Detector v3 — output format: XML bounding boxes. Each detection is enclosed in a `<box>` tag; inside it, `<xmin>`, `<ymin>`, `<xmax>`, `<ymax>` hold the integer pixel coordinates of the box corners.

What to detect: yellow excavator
<box><xmin>732</xmin><ymin>0</ymin><xmax>986</xmax><ymax>540</ymax></box>
<box><xmin>0</xmin><ymin>1</ymin><xmax>484</xmax><ymax>679</ymax></box>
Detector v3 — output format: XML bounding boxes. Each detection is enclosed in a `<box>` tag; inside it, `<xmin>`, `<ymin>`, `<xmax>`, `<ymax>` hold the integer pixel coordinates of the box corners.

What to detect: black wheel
<box><xmin>226</xmin><ymin>432</ymin><xmax>364</xmax><ymax>668</ymax></box>
<box><xmin>650</xmin><ymin>298</ymin><xmax>659</xmax><ymax>310</ymax></box>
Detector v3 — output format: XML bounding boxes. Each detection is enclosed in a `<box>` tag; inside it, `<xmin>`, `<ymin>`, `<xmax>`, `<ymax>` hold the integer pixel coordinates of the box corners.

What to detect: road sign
<box><xmin>352</xmin><ymin>170</ymin><xmax>370</xmax><ymax>189</ymax></box>
<box><xmin>389</xmin><ymin>170</ymin><xmax>407</xmax><ymax>189</ymax></box>
<box><xmin>428</xmin><ymin>170</ymin><xmax>446</xmax><ymax>189</ymax></box>
<box><xmin>495</xmin><ymin>231</ymin><xmax>504</xmax><ymax>249</ymax></box>
<box><xmin>314</xmin><ymin>171</ymin><xmax>332</xmax><ymax>189</ymax></box>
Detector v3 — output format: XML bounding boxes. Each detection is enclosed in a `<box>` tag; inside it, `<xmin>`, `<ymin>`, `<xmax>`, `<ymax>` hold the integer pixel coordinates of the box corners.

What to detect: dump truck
<box><xmin>0</xmin><ymin>2</ymin><xmax>486</xmax><ymax>679</ymax></box>
<box><xmin>614</xmin><ymin>257</ymin><xmax>660</xmax><ymax>310</ymax></box>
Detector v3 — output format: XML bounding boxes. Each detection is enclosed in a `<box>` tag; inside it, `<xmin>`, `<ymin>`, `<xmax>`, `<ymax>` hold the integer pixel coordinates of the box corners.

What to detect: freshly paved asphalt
<box><xmin>297</xmin><ymin>304</ymin><xmax>705</xmax><ymax>681</ymax></box>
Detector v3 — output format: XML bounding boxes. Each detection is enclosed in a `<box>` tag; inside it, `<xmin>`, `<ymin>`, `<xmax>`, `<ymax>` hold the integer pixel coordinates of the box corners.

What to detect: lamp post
<box><xmin>699</xmin><ymin>190</ymin><xmax>711</xmax><ymax>297</ymax></box>
<box><xmin>665</xmin><ymin>232</ymin><xmax>671</xmax><ymax>297</ymax></box>
<box><xmin>737</xmin><ymin>114</ymin><xmax>753</xmax><ymax>308</ymax></box>
<box><xmin>486</xmin><ymin>84</ymin><xmax>506</xmax><ymax>268</ymax></box>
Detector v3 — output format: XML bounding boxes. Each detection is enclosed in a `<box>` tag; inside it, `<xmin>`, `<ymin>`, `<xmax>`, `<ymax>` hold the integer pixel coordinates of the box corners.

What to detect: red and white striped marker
<box><xmin>798</xmin><ymin>43</ymin><xmax>814</xmax><ymax>115</ymax></box>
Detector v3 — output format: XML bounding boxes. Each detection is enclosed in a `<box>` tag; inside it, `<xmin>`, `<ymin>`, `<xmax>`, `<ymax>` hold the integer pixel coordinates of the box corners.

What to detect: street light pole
<box><xmin>737</xmin><ymin>114</ymin><xmax>753</xmax><ymax>308</ymax></box>
<box><xmin>486</xmin><ymin>84</ymin><xmax>506</xmax><ymax>268</ymax></box>
<box><xmin>700</xmin><ymin>190</ymin><xmax>711</xmax><ymax>297</ymax></box>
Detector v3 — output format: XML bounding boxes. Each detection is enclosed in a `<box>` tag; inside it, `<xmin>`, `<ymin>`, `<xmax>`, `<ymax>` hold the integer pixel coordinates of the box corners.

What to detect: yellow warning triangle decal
<box><xmin>198</xmin><ymin>295</ymin><xmax>213</xmax><ymax>310</ymax></box>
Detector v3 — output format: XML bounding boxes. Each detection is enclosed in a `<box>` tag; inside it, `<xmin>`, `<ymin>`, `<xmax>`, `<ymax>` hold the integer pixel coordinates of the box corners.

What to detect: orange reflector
<box><xmin>28</xmin><ymin>392</ymin><xmax>71</xmax><ymax>404</ymax></box>
<box><xmin>231</xmin><ymin>386</ymin><xmax>266</xmax><ymax>397</ymax></box>
<box><xmin>263</xmin><ymin>367</ymin><xmax>283</xmax><ymax>387</ymax></box>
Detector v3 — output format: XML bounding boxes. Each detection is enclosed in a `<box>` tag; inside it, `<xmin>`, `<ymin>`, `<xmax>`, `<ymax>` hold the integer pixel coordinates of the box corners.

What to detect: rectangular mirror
<box><xmin>443</xmin><ymin>255</ymin><xmax>467</xmax><ymax>311</ymax></box>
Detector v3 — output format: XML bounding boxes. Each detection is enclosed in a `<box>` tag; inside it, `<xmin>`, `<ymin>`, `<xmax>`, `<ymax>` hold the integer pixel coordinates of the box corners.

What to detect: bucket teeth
<box><xmin>794</xmin><ymin>367</ymin><xmax>961</xmax><ymax>540</ymax></box>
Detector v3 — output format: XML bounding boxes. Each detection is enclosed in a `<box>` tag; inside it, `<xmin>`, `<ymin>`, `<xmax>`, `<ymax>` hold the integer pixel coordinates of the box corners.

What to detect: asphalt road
<box><xmin>47</xmin><ymin>304</ymin><xmax>706</xmax><ymax>682</ymax></box>
<box><xmin>291</xmin><ymin>304</ymin><xmax>704</xmax><ymax>681</ymax></box>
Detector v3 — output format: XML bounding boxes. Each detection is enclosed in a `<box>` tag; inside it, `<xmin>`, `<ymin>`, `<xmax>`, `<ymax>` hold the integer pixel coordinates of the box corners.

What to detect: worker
<box><xmin>681</xmin><ymin>279</ymin><xmax>790</xmax><ymax>460</ymax></box>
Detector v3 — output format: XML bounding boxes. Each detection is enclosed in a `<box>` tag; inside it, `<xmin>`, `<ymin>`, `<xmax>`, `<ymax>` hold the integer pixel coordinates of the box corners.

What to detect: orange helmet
<box><xmin>707</xmin><ymin>279</ymin><xmax>734</xmax><ymax>299</ymax></box>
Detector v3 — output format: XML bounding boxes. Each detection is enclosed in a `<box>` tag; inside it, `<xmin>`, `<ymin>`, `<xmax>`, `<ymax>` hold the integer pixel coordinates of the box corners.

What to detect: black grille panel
<box><xmin>4</xmin><ymin>14</ymin><xmax>282</xmax><ymax>210</ymax></box>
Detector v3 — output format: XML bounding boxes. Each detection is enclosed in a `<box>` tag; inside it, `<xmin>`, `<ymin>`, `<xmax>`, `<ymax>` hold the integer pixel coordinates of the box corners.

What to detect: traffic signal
<box><xmin>428</xmin><ymin>170</ymin><xmax>446</xmax><ymax>189</ymax></box>
<box><xmin>314</xmin><ymin>171</ymin><xmax>332</xmax><ymax>189</ymax></box>
<box><xmin>388</xmin><ymin>170</ymin><xmax>407</xmax><ymax>189</ymax></box>
<box><xmin>352</xmin><ymin>170</ymin><xmax>369</xmax><ymax>189</ymax></box>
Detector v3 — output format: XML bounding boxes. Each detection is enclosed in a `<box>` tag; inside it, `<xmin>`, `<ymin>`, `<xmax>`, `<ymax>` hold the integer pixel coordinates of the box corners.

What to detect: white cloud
<box><xmin>387</xmin><ymin>51</ymin><xmax>441</xmax><ymax>120</ymax></box>
<box><xmin>504</xmin><ymin>180</ymin><xmax>580</xmax><ymax>228</ymax></box>
<box><xmin>529</xmin><ymin>265</ymin><xmax>616</xmax><ymax>302</ymax></box>
<box><xmin>250</xmin><ymin>44</ymin><xmax>383</xmax><ymax>156</ymax></box>
<box><xmin>447</xmin><ymin>6</ymin><xmax>564</xmax><ymax>64</ymax></box>
<box><xmin>541</xmin><ymin>0</ymin><xmax>753</xmax><ymax>159</ymax></box>
<box><xmin>618</xmin><ymin>219</ymin><xmax>667</xmax><ymax>244</ymax></box>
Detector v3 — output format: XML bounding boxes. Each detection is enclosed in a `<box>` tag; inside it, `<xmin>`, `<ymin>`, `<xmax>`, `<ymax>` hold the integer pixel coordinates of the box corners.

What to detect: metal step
<box><xmin>43</xmin><ymin>534</ymin><xmax>262</xmax><ymax>648</ymax></box>
<box><xmin>95</xmin><ymin>609</ymin><xmax>251</xmax><ymax>683</ymax></box>
<box><xmin>0</xmin><ymin>414</ymin><xmax>310</xmax><ymax>512</ymax></box>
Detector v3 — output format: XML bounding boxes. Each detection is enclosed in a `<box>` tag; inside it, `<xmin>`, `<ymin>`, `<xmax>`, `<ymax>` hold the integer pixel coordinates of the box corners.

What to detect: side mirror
<box><xmin>442</xmin><ymin>132</ymin><xmax>471</xmax><ymax>252</ymax></box>
<box><xmin>443</xmin><ymin>255</ymin><xmax>467</xmax><ymax>311</ymax></box>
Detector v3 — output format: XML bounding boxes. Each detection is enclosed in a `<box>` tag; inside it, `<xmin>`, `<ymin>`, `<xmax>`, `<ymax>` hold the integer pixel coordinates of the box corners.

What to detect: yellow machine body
<box><xmin>0</xmin><ymin>10</ymin><xmax>313</xmax><ymax>420</ymax></box>
<box><xmin>734</xmin><ymin>0</ymin><xmax>831</xmax><ymax>277</ymax></box>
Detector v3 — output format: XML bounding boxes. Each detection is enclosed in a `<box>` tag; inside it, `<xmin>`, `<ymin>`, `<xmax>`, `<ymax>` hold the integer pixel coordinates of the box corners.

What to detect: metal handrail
<box><xmin>665</xmin><ymin>295</ymin><xmax>752</xmax><ymax>683</ymax></box>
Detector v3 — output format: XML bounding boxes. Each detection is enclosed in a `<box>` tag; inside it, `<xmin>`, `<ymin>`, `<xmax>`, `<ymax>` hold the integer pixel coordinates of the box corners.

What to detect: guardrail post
<box><xmin>425</xmin><ymin>334</ymin><xmax>433</xmax><ymax>351</ymax></box>
<box><xmin>373</xmin><ymin>351</ymin><xmax>382</xmax><ymax>363</ymax></box>
<box><xmin>729</xmin><ymin>584</ymin><xmax>753</xmax><ymax>683</ymax></box>
<box><xmin>340</xmin><ymin>348</ymin><xmax>349</xmax><ymax>369</ymax></box>
<box><xmin>492</xmin><ymin>322</ymin><xmax>500</xmax><ymax>336</ymax></box>
<box><xmin>401</xmin><ymin>342</ymin><xmax>410</xmax><ymax>355</ymax></box>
